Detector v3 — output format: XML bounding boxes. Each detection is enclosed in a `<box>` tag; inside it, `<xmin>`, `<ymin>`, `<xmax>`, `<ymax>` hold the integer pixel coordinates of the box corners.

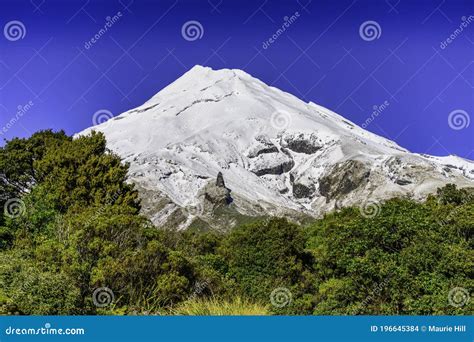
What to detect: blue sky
<box><xmin>0</xmin><ymin>0</ymin><xmax>473</xmax><ymax>158</ymax></box>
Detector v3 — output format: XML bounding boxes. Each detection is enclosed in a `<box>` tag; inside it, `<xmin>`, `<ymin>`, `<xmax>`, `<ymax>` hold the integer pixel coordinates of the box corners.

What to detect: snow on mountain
<box><xmin>79</xmin><ymin>65</ymin><xmax>474</xmax><ymax>229</ymax></box>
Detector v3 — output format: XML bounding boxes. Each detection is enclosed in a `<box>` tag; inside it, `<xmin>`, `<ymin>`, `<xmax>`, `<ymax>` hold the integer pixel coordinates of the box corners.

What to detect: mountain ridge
<box><xmin>79</xmin><ymin>65</ymin><xmax>474</xmax><ymax>229</ymax></box>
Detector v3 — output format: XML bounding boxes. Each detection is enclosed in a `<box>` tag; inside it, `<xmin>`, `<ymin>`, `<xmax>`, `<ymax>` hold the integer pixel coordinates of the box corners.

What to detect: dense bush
<box><xmin>0</xmin><ymin>130</ymin><xmax>472</xmax><ymax>315</ymax></box>
<box><xmin>219</xmin><ymin>218</ymin><xmax>316</xmax><ymax>313</ymax></box>
<box><xmin>306</xmin><ymin>194</ymin><xmax>473</xmax><ymax>315</ymax></box>
<box><xmin>0</xmin><ymin>131</ymin><xmax>196</xmax><ymax>314</ymax></box>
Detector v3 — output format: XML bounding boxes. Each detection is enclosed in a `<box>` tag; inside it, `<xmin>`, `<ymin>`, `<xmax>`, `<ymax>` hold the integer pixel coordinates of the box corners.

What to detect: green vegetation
<box><xmin>0</xmin><ymin>130</ymin><xmax>472</xmax><ymax>315</ymax></box>
<box><xmin>172</xmin><ymin>297</ymin><xmax>269</xmax><ymax>315</ymax></box>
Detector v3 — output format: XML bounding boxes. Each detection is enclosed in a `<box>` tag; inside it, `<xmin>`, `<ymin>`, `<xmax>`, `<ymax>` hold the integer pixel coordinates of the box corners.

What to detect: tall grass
<box><xmin>172</xmin><ymin>297</ymin><xmax>269</xmax><ymax>315</ymax></box>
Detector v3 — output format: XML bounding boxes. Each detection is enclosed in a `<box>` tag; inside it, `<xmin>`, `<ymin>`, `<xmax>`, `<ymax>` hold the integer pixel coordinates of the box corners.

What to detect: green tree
<box><xmin>0</xmin><ymin>131</ymin><xmax>197</xmax><ymax>314</ymax></box>
<box><xmin>307</xmin><ymin>190</ymin><xmax>473</xmax><ymax>315</ymax></box>
<box><xmin>220</xmin><ymin>218</ymin><xmax>315</xmax><ymax>313</ymax></box>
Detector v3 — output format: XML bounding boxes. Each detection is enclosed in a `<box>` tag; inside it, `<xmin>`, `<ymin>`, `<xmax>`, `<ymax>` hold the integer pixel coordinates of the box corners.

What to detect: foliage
<box><xmin>172</xmin><ymin>296</ymin><xmax>269</xmax><ymax>315</ymax></box>
<box><xmin>306</xmin><ymin>194</ymin><xmax>473</xmax><ymax>315</ymax></box>
<box><xmin>0</xmin><ymin>131</ymin><xmax>194</xmax><ymax>314</ymax></box>
<box><xmin>0</xmin><ymin>130</ymin><xmax>472</xmax><ymax>315</ymax></box>
<box><xmin>219</xmin><ymin>218</ymin><xmax>316</xmax><ymax>313</ymax></box>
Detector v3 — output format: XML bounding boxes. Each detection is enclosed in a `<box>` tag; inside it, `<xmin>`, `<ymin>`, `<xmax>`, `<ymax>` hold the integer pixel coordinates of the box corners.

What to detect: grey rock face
<box><xmin>282</xmin><ymin>133</ymin><xmax>322</xmax><ymax>154</ymax></box>
<box><xmin>252</xmin><ymin>158</ymin><xmax>295</xmax><ymax>176</ymax></box>
<box><xmin>216</xmin><ymin>171</ymin><xmax>226</xmax><ymax>187</ymax></box>
<box><xmin>395</xmin><ymin>179</ymin><xmax>412</xmax><ymax>186</ymax></box>
<box><xmin>247</xmin><ymin>135</ymin><xmax>279</xmax><ymax>158</ymax></box>
<box><xmin>319</xmin><ymin>160</ymin><xmax>371</xmax><ymax>201</ymax></box>
<box><xmin>201</xmin><ymin>172</ymin><xmax>232</xmax><ymax>206</ymax></box>
<box><xmin>292</xmin><ymin>182</ymin><xmax>316</xmax><ymax>199</ymax></box>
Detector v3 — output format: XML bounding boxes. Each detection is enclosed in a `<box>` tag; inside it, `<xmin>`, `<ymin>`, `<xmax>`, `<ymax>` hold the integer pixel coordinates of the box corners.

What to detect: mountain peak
<box><xmin>179</xmin><ymin>65</ymin><xmax>252</xmax><ymax>83</ymax></box>
<box><xmin>139</xmin><ymin>65</ymin><xmax>255</xmax><ymax>108</ymax></box>
<box><xmin>79</xmin><ymin>67</ymin><xmax>474</xmax><ymax>229</ymax></box>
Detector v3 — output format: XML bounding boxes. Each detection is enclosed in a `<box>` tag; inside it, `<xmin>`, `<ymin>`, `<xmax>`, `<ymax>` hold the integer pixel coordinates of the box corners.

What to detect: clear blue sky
<box><xmin>0</xmin><ymin>0</ymin><xmax>473</xmax><ymax>158</ymax></box>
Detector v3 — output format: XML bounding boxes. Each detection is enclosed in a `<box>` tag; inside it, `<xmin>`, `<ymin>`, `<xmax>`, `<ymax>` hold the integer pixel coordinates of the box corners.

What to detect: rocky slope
<box><xmin>79</xmin><ymin>65</ymin><xmax>474</xmax><ymax>229</ymax></box>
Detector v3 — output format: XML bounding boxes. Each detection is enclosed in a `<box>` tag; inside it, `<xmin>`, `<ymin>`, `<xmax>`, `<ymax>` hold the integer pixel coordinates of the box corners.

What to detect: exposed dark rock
<box><xmin>445</xmin><ymin>164</ymin><xmax>459</xmax><ymax>170</ymax></box>
<box><xmin>204</xmin><ymin>189</ymin><xmax>232</xmax><ymax>205</ymax></box>
<box><xmin>128</xmin><ymin>102</ymin><xmax>160</xmax><ymax>114</ymax></box>
<box><xmin>342</xmin><ymin>120</ymin><xmax>355</xmax><ymax>127</ymax></box>
<box><xmin>319</xmin><ymin>160</ymin><xmax>371</xmax><ymax>202</ymax></box>
<box><xmin>292</xmin><ymin>182</ymin><xmax>315</xmax><ymax>199</ymax></box>
<box><xmin>289</xmin><ymin>173</ymin><xmax>295</xmax><ymax>183</ymax></box>
<box><xmin>395</xmin><ymin>179</ymin><xmax>412</xmax><ymax>186</ymax></box>
<box><xmin>443</xmin><ymin>167</ymin><xmax>452</xmax><ymax>173</ymax></box>
<box><xmin>254</xmin><ymin>145</ymin><xmax>279</xmax><ymax>156</ymax></box>
<box><xmin>200</xmin><ymin>172</ymin><xmax>233</xmax><ymax>206</ymax></box>
<box><xmin>282</xmin><ymin>133</ymin><xmax>322</xmax><ymax>154</ymax></box>
<box><xmin>286</xmin><ymin>140</ymin><xmax>321</xmax><ymax>154</ymax></box>
<box><xmin>253</xmin><ymin>159</ymin><xmax>295</xmax><ymax>176</ymax></box>
<box><xmin>216</xmin><ymin>171</ymin><xmax>226</xmax><ymax>187</ymax></box>
<box><xmin>247</xmin><ymin>136</ymin><xmax>279</xmax><ymax>158</ymax></box>
<box><xmin>280</xmin><ymin>147</ymin><xmax>292</xmax><ymax>157</ymax></box>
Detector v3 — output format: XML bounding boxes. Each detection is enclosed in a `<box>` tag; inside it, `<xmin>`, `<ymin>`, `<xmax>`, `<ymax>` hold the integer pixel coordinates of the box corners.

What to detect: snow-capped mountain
<box><xmin>79</xmin><ymin>65</ymin><xmax>474</xmax><ymax>229</ymax></box>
